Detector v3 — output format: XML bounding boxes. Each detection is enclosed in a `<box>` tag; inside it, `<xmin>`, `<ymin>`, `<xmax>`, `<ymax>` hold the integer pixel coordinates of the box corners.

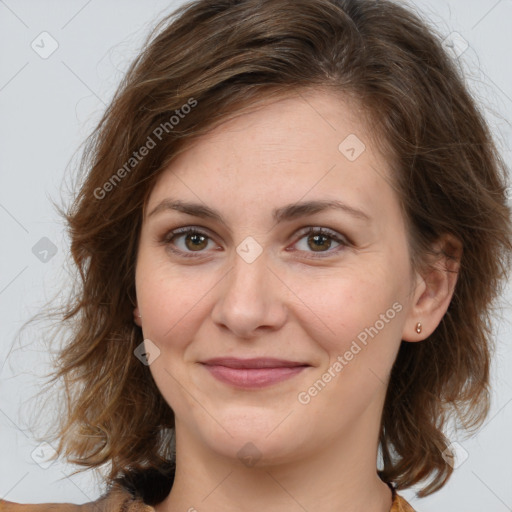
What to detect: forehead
<box><xmin>146</xmin><ymin>90</ymin><xmax>397</xmax><ymax>224</ymax></box>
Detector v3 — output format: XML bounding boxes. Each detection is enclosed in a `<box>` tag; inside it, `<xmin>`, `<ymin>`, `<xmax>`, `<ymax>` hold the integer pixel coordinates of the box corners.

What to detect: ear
<box><xmin>402</xmin><ymin>233</ymin><xmax>462</xmax><ymax>342</ymax></box>
<box><xmin>133</xmin><ymin>305</ymin><xmax>142</xmax><ymax>327</ymax></box>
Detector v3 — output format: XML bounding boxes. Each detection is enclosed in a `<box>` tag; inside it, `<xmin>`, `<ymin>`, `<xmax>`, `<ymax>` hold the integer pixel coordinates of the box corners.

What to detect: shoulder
<box><xmin>392</xmin><ymin>493</ymin><xmax>417</xmax><ymax>512</ymax></box>
<box><xmin>0</xmin><ymin>483</ymin><xmax>154</xmax><ymax>512</ymax></box>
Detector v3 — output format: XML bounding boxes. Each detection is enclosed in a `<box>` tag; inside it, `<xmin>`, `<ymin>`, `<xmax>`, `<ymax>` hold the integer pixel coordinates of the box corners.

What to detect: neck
<box><xmin>155</xmin><ymin>411</ymin><xmax>393</xmax><ymax>512</ymax></box>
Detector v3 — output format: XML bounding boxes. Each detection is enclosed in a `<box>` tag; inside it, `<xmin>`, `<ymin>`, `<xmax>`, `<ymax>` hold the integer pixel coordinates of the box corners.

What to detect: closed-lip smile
<box><xmin>200</xmin><ymin>357</ymin><xmax>310</xmax><ymax>388</ymax></box>
<box><xmin>201</xmin><ymin>357</ymin><xmax>309</xmax><ymax>368</ymax></box>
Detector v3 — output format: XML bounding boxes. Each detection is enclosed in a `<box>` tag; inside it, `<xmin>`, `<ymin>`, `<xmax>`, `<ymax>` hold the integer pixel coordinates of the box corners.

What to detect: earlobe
<box><xmin>402</xmin><ymin>233</ymin><xmax>462</xmax><ymax>342</ymax></box>
<box><xmin>133</xmin><ymin>306</ymin><xmax>142</xmax><ymax>327</ymax></box>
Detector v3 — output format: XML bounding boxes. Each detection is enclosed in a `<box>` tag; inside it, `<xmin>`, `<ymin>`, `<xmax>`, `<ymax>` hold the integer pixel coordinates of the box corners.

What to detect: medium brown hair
<box><xmin>26</xmin><ymin>0</ymin><xmax>511</xmax><ymax>500</ymax></box>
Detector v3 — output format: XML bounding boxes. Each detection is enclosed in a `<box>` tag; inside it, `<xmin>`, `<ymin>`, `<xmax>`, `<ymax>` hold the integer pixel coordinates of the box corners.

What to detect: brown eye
<box><xmin>307</xmin><ymin>232</ymin><xmax>333</xmax><ymax>252</ymax></box>
<box><xmin>183</xmin><ymin>232</ymin><xmax>208</xmax><ymax>251</ymax></box>
<box><xmin>161</xmin><ymin>225</ymin><xmax>349</xmax><ymax>259</ymax></box>
<box><xmin>162</xmin><ymin>227</ymin><xmax>216</xmax><ymax>258</ymax></box>
<box><xmin>293</xmin><ymin>227</ymin><xmax>349</xmax><ymax>257</ymax></box>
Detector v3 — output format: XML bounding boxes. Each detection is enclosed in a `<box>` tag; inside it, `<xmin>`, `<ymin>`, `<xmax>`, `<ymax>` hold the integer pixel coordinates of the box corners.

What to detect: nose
<box><xmin>210</xmin><ymin>247</ymin><xmax>288</xmax><ymax>339</ymax></box>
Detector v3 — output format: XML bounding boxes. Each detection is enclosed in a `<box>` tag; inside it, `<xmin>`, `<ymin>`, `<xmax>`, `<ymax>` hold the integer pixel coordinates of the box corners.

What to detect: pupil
<box><xmin>187</xmin><ymin>233</ymin><xmax>206</xmax><ymax>250</ymax></box>
<box><xmin>310</xmin><ymin>234</ymin><xmax>330</xmax><ymax>251</ymax></box>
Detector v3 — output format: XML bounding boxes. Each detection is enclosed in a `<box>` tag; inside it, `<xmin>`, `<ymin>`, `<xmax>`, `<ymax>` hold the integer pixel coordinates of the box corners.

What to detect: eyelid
<box><xmin>288</xmin><ymin>226</ymin><xmax>351</xmax><ymax>258</ymax></box>
<box><xmin>294</xmin><ymin>225</ymin><xmax>351</xmax><ymax>246</ymax></box>
<box><xmin>160</xmin><ymin>226</ymin><xmax>219</xmax><ymax>258</ymax></box>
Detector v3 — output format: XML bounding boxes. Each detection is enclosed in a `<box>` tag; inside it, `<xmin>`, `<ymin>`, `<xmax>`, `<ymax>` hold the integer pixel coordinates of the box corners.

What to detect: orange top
<box><xmin>392</xmin><ymin>493</ymin><xmax>416</xmax><ymax>512</ymax></box>
<box><xmin>0</xmin><ymin>482</ymin><xmax>416</xmax><ymax>512</ymax></box>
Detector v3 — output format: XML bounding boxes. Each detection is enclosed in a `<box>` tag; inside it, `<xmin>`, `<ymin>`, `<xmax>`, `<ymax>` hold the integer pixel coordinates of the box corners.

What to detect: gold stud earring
<box><xmin>415</xmin><ymin>322</ymin><xmax>422</xmax><ymax>334</ymax></box>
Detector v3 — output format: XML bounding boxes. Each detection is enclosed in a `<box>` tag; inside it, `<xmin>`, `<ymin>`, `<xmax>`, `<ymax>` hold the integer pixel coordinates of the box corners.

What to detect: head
<box><xmin>40</xmin><ymin>0</ymin><xmax>511</xmax><ymax>501</ymax></box>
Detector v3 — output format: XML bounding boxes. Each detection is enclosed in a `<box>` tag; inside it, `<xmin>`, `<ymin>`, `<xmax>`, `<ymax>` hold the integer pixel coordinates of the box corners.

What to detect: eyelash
<box><xmin>160</xmin><ymin>226</ymin><xmax>351</xmax><ymax>259</ymax></box>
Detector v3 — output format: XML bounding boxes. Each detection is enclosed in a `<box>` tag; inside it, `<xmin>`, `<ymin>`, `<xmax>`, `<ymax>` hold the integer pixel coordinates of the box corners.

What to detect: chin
<box><xmin>209</xmin><ymin>433</ymin><xmax>300</xmax><ymax>468</ymax></box>
<box><xmin>191</xmin><ymin>410</ymin><xmax>310</xmax><ymax>467</ymax></box>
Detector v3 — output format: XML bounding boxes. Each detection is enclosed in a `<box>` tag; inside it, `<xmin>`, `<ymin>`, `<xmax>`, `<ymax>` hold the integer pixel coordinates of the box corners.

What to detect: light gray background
<box><xmin>1</xmin><ymin>1</ymin><xmax>511</xmax><ymax>510</ymax></box>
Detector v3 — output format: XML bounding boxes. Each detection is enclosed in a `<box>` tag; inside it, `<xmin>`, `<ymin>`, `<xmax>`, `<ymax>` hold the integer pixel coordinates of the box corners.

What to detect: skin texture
<box><xmin>133</xmin><ymin>90</ymin><xmax>460</xmax><ymax>512</ymax></box>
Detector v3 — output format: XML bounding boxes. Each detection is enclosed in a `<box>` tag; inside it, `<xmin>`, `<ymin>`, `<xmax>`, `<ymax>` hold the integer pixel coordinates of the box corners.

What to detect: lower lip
<box><xmin>202</xmin><ymin>364</ymin><xmax>308</xmax><ymax>388</ymax></box>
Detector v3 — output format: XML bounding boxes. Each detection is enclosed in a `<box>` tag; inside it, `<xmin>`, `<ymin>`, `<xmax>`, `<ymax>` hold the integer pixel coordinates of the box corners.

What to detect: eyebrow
<box><xmin>147</xmin><ymin>198</ymin><xmax>371</xmax><ymax>224</ymax></box>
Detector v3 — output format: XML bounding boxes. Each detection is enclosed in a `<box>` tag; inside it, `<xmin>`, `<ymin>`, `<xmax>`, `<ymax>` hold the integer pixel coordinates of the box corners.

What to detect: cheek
<box><xmin>134</xmin><ymin>256</ymin><xmax>215</xmax><ymax>410</ymax></box>
<box><xmin>292</xmin><ymin>265</ymin><xmax>404</xmax><ymax>354</ymax></box>
<box><xmin>296</xmin><ymin>274</ymin><xmax>405</xmax><ymax>411</ymax></box>
<box><xmin>135</xmin><ymin>252</ymin><xmax>218</xmax><ymax>353</ymax></box>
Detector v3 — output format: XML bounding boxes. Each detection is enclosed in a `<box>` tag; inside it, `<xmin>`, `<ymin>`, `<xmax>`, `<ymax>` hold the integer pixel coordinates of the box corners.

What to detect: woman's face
<box><xmin>134</xmin><ymin>90</ymin><xmax>423</xmax><ymax>467</ymax></box>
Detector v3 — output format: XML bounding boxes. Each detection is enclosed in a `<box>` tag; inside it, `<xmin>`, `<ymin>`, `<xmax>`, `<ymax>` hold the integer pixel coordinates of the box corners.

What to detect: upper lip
<box><xmin>201</xmin><ymin>357</ymin><xmax>310</xmax><ymax>369</ymax></box>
